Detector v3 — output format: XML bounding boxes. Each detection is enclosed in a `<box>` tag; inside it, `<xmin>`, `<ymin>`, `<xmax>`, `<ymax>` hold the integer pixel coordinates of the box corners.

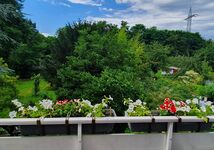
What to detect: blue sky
<box><xmin>23</xmin><ymin>0</ymin><xmax>214</xmax><ymax>39</ymax></box>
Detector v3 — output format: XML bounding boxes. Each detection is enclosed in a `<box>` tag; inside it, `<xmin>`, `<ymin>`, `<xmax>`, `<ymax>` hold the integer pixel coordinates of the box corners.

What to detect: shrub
<box><xmin>0</xmin><ymin>58</ymin><xmax>17</xmax><ymax>117</ymax></box>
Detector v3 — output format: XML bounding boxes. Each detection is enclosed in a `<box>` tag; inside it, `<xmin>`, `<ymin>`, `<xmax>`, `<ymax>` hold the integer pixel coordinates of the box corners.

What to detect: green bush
<box><xmin>197</xmin><ymin>84</ymin><xmax>214</xmax><ymax>98</ymax></box>
<box><xmin>143</xmin><ymin>72</ymin><xmax>196</xmax><ymax>109</ymax></box>
<box><xmin>0</xmin><ymin>58</ymin><xmax>17</xmax><ymax>117</ymax></box>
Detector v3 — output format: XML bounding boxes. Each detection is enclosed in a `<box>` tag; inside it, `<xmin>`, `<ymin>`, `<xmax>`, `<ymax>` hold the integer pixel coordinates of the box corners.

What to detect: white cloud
<box><xmin>40</xmin><ymin>0</ymin><xmax>102</xmax><ymax>7</ymax></box>
<box><xmin>68</xmin><ymin>0</ymin><xmax>102</xmax><ymax>6</ymax></box>
<box><xmin>99</xmin><ymin>7</ymin><xmax>113</xmax><ymax>12</ymax></box>
<box><xmin>41</xmin><ymin>32</ymin><xmax>52</xmax><ymax>37</ymax></box>
<box><xmin>59</xmin><ymin>2</ymin><xmax>71</xmax><ymax>7</ymax></box>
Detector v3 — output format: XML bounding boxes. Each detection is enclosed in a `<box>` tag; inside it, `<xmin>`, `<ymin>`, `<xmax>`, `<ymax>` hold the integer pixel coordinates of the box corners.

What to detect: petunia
<box><xmin>9</xmin><ymin>111</ymin><xmax>17</xmax><ymax>118</ymax></box>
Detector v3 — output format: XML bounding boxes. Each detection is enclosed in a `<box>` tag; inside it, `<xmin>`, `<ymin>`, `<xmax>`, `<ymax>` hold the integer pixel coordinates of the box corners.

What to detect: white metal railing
<box><xmin>0</xmin><ymin>116</ymin><xmax>214</xmax><ymax>150</ymax></box>
<box><xmin>1</xmin><ymin>116</ymin><xmax>214</xmax><ymax>125</ymax></box>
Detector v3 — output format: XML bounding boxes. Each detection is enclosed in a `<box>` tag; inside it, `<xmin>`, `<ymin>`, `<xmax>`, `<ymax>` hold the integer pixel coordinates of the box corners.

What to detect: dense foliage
<box><xmin>0</xmin><ymin>58</ymin><xmax>17</xmax><ymax>117</ymax></box>
<box><xmin>0</xmin><ymin>0</ymin><xmax>48</xmax><ymax>78</ymax></box>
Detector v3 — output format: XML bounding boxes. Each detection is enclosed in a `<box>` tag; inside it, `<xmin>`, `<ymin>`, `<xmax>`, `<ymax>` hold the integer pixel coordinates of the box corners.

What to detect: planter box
<box><xmin>20</xmin><ymin>124</ymin><xmax>77</xmax><ymax>136</ymax></box>
<box><xmin>174</xmin><ymin>122</ymin><xmax>212</xmax><ymax>132</ymax></box>
<box><xmin>129</xmin><ymin>122</ymin><xmax>167</xmax><ymax>133</ymax></box>
<box><xmin>20</xmin><ymin>109</ymin><xmax>116</xmax><ymax>136</ymax></box>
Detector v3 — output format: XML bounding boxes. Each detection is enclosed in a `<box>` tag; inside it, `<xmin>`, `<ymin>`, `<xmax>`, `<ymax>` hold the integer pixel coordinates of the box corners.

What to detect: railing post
<box><xmin>77</xmin><ymin>124</ymin><xmax>82</xmax><ymax>150</ymax></box>
<box><xmin>165</xmin><ymin>122</ymin><xmax>173</xmax><ymax>150</ymax></box>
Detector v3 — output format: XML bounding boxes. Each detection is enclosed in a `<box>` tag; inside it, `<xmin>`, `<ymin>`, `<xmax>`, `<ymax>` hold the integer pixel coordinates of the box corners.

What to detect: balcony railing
<box><xmin>0</xmin><ymin>116</ymin><xmax>214</xmax><ymax>150</ymax></box>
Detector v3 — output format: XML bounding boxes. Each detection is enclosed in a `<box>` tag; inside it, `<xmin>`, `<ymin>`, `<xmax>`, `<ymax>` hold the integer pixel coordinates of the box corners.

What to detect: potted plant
<box><xmin>158</xmin><ymin>97</ymin><xmax>214</xmax><ymax>132</ymax></box>
<box><xmin>9</xmin><ymin>96</ymin><xmax>116</xmax><ymax>136</ymax></box>
<box><xmin>124</xmin><ymin>98</ymin><xmax>166</xmax><ymax>133</ymax></box>
<box><xmin>172</xmin><ymin>98</ymin><xmax>214</xmax><ymax>132</ymax></box>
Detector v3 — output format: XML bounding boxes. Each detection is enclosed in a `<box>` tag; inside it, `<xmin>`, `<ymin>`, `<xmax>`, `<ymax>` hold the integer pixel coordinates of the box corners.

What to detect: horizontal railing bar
<box><xmin>177</xmin><ymin>116</ymin><xmax>205</xmax><ymax>122</ymax></box>
<box><xmin>208</xmin><ymin>116</ymin><xmax>214</xmax><ymax>122</ymax></box>
<box><xmin>0</xmin><ymin>116</ymin><xmax>213</xmax><ymax>126</ymax></box>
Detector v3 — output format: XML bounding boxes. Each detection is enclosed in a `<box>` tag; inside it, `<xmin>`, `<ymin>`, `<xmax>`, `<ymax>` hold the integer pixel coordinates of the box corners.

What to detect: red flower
<box><xmin>180</xmin><ymin>101</ymin><xmax>186</xmax><ymax>107</ymax></box>
<box><xmin>169</xmin><ymin>105</ymin><xmax>176</xmax><ymax>113</ymax></box>
<box><xmin>164</xmin><ymin>98</ymin><xmax>170</xmax><ymax>102</ymax></box>
<box><xmin>160</xmin><ymin>104</ymin><xmax>165</xmax><ymax>110</ymax></box>
<box><xmin>160</xmin><ymin>98</ymin><xmax>177</xmax><ymax>114</ymax></box>
<box><xmin>56</xmin><ymin>99</ymin><xmax>69</xmax><ymax>105</ymax></box>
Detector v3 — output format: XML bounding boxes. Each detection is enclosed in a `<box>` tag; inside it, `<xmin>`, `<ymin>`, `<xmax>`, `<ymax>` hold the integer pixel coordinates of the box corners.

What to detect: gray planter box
<box><xmin>129</xmin><ymin>123</ymin><xmax>167</xmax><ymax>133</ymax></box>
<box><xmin>174</xmin><ymin>122</ymin><xmax>212</xmax><ymax>132</ymax></box>
<box><xmin>20</xmin><ymin>109</ymin><xmax>116</xmax><ymax>136</ymax></box>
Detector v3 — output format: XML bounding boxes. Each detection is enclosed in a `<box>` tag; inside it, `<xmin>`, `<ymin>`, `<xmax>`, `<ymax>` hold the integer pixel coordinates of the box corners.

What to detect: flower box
<box><xmin>174</xmin><ymin>122</ymin><xmax>212</xmax><ymax>132</ymax></box>
<box><xmin>129</xmin><ymin>122</ymin><xmax>167</xmax><ymax>133</ymax></box>
<box><xmin>173</xmin><ymin>116</ymin><xmax>212</xmax><ymax>132</ymax></box>
<box><xmin>20</xmin><ymin>109</ymin><xmax>116</xmax><ymax>136</ymax></box>
<box><xmin>20</xmin><ymin>124</ymin><xmax>77</xmax><ymax>136</ymax></box>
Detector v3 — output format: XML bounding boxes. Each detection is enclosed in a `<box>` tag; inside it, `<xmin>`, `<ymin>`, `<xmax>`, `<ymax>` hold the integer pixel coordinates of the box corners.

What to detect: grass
<box><xmin>16</xmin><ymin>79</ymin><xmax>56</xmax><ymax>104</ymax></box>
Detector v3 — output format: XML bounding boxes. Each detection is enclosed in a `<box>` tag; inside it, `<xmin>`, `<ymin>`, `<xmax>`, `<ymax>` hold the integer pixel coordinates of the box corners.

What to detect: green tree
<box><xmin>144</xmin><ymin>42</ymin><xmax>171</xmax><ymax>72</ymax></box>
<box><xmin>56</xmin><ymin>27</ymin><xmax>148</xmax><ymax>115</ymax></box>
<box><xmin>195</xmin><ymin>42</ymin><xmax>214</xmax><ymax>69</ymax></box>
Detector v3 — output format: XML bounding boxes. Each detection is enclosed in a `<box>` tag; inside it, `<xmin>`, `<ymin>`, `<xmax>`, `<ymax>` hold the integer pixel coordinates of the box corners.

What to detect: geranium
<box><xmin>124</xmin><ymin>98</ymin><xmax>151</xmax><ymax>116</ymax></box>
<box><xmin>159</xmin><ymin>97</ymin><xmax>214</xmax><ymax>121</ymax></box>
<box><xmin>159</xmin><ymin>98</ymin><xmax>177</xmax><ymax>114</ymax></box>
<box><xmin>56</xmin><ymin>99</ymin><xmax>69</xmax><ymax>105</ymax></box>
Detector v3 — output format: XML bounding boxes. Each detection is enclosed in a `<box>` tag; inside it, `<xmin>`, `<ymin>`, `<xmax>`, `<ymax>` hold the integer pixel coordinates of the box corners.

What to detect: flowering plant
<box><xmin>159</xmin><ymin>98</ymin><xmax>190</xmax><ymax>116</ymax></box>
<box><xmin>124</xmin><ymin>98</ymin><xmax>151</xmax><ymax>116</ymax></box>
<box><xmin>159</xmin><ymin>97</ymin><xmax>214</xmax><ymax>121</ymax></box>
<box><xmin>185</xmin><ymin>98</ymin><xmax>214</xmax><ymax>121</ymax></box>
<box><xmin>9</xmin><ymin>96</ymin><xmax>114</xmax><ymax>118</ymax></box>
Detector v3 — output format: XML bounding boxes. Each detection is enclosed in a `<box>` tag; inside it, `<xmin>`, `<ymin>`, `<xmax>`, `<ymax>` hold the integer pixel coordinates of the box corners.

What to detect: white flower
<box><xmin>175</xmin><ymin>101</ymin><xmax>180</xmax><ymax>106</ymax></box>
<box><xmin>28</xmin><ymin>106</ymin><xmax>38</xmax><ymax>111</ymax></box>
<box><xmin>211</xmin><ymin>106</ymin><xmax>214</xmax><ymax>112</ymax></box>
<box><xmin>18</xmin><ymin>107</ymin><xmax>24</xmax><ymax>112</ymax></box>
<box><xmin>83</xmin><ymin>100</ymin><xmax>92</xmax><ymax>107</ymax></box>
<box><xmin>192</xmin><ymin>98</ymin><xmax>199</xmax><ymax>104</ymax></box>
<box><xmin>86</xmin><ymin>113</ymin><xmax>92</xmax><ymax>117</ymax></box>
<box><xmin>94</xmin><ymin>104</ymin><xmax>100</xmax><ymax>109</ymax></box>
<box><xmin>11</xmin><ymin>99</ymin><xmax>22</xmax><ymax>108</ymax></box>
<box><xmin>102</xmin><ymin>103</ymin><xmax>108</xmax><ymax>107</ymax></box>
<box><xmin>201</xmin><ymin>106</ymin><xmax>206</xmax><ymax>112</ymax></box>
<box><xmin>186</xmin><ymin>99</ymin><xmax>191</xmax><ymax>104</ymax></box>
<box><xmin>143</xmin><ymin>102</ymin><xmax>147</xmax><ymax>105</ymax></box>
<box><xmin>185</xmin><ymin>106</ymin><xmax>191</xmax><ymax>112</ymax></box>
<box><xmin>135</xmin><ymin>99</ymin><xmax>142</xmax><ymax>105</ymax></box>
<box><xmin>200</xmin><ymin>101</ymin><xmax>205</xmax><ymax>107</ymax></box>
<box><xmin>108</xmin><ymin>95</ymin><xmax>113</xmax><ymax>101</ymax></box>
<box><xmin>127</xmin><ymin>108</ymin><xmax>134</xmax><ymax>113</ymax></box>
<box><xmin>39</xmin><ymin>99</ymin><xmax>53</xmax><ymax>109</ymax></box>
<box><xmin>128</xmin><ymin>104</ymin><xmax>134</xmax><ymax>110</ymax></box>
<box><xmin>205</xmin><ymin>101</ymin><xmax>212</xmax><ymax>106</ymax></box>
<box><xmin>9</xmin><ymin>111</ymin><xmax>17</xmax><ymax>118</ymax></box>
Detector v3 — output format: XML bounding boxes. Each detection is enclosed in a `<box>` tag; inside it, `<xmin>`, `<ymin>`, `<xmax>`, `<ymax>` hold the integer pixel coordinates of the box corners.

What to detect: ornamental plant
<box><xmin>9</xmin><ymin>96</ymin><xmax>114</xmax><ymax>118</ymax></box>
<box><xmin>124</xmin><ymin>98</ymin><xmax>151</xmax><ymax>116</ymax></box>
<box><xmin>159</xmin><ymin>97</ymin><xmax>214</xmax><ymax>121</ymax></box>
<box><xmin>159</xmin><ymin>98</ymin><xmax>190</xmax><ymax>116</ymax></box>
<box><xmin>185</xmin><ymin>98</ymin><xmax>214</xmax><ymax>121</ymax></box>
